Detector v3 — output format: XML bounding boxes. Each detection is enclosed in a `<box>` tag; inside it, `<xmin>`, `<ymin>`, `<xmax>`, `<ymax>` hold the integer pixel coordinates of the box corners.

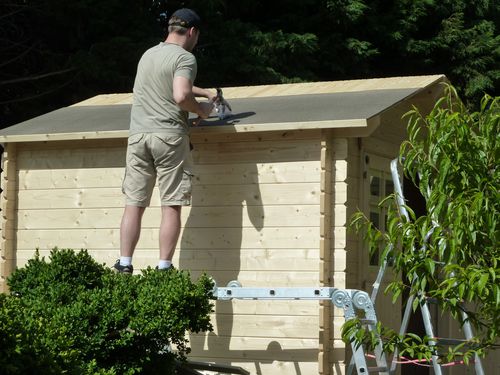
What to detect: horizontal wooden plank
<box><xmin>16</xmin><ymin>187</ymin><xmax>123</xmax><ymax>209</ymax></box>
<box><xmin>16</xmin><ymin>137</ymin><xmax>324</xmax><ymax>166</ymax></box>
<box><xmin>333</xmin><ymin>204</ymin><xmax>347</xmax><ymax>227</ymax></box>
<box><xmin>17</xmin><ymin>205</ymin><xmax>320</xmax><ymax>230</ymax></box>
<box><xmin>333</xmin><ymin>182</ymin><xmax>348</xmax><ymax>204</ymax></box>
<box><xmin>15</xmin><ymin>227</ymin><xmax>320</xmax><ymax>250</ymax></box>
<box><xmin>189</xmin><ymin>270</ymin><xmax>321</xmax><ymax>288</ymax></box>
<box><xmin>17</xmin><ymin>138</ymin><xmax>127</xmax><ymax>152</ymax></box>
<box><xmin>190</xmin><ymin>128</ymin><xmax>322</xmax><ymax>144</ymax></box>
<box><xmin>18</xmin><ymin>168</ymin><xmax>125</xmax><ymax>190</ymax></box>
<box><xmin>16</xmin><ymin>183</ymin><xmax>321</xmax><ymax>209</ymax></box>
<box><xmin>14</xmin><ymin>249</ymin><xmax>322</xmax><ymax>286</ymax></box>
<box><xmin>17</xmin><ymin>161</ymin><xmax>322</xmax><ymax>190</ymax></box>
<box><xmin>187</xmin><ymin>336</ymin><xmax>319</xmax><ymax>361</ymax></box>
<box><xmin>181</xmin><ymin>249</ymin><xmax>320</xmax><ymax>272</ymax></box>
<box><xmin>192</xmin><ymin>140</ymin><xmax>321</xmax><ymax>164</ymax></box>
<box><xmin>194</xmin><ymin>183</ymin><xmax>320</xmax><ymax>207</ymax></box>
<box><xmin>331</xmin><ymin>250</ymin><xmax>347</xmax><ymax>272</ymax></box>
<box><xmin>17</xmin><ymin>248</ymin><xmax>321</xmax><ymax>272</ymax></box>
<box><xmin>185</xmin><ymin>357</ymin><xmax>319</xmax><ymax>375</ymax></box>
<box><xmin>16</xmin><ymin>139</ymin><xmax>322</xmax><ymax>169</ymax></box>
<box><xmin>212</xmin><ymin>299</ymin><xmax>320</xmax><ymax>316</ymax></box>
<box><xmin>205</xmin><ymin>314</ymin><xmax>319</xmax><ymax>339</ymax></box>
<box><xmin>334</xmin><ymin>160</ymin><xmax>348</xmax><ymax>182</ymax></box>
<box><xmin>17</xmin><ymin>147</ymin><xmax>126</xmax><ymax>170</ymax></box>
<box><xmin>192</xmin><ymin>161</ymin><xmax>322</xmax><ymax>185</ymax></box>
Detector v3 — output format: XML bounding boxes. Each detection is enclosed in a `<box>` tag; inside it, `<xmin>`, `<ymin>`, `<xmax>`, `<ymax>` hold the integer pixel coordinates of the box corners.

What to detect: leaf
<box><xmin>412</xmin><ymin>297</ymin><xmax>420</xmax><ymax>312</ymax></box>
<box><xmin>477</xmin><ymin>273</ymin><xmax>489</xmax><ymax>295</ymax></box>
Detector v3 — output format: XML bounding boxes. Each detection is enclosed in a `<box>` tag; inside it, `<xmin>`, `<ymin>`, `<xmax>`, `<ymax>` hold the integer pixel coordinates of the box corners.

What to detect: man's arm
<box><xmin>173</xmin><ymin>76</ymin><xmax>213</xmax><ymax>118</ymax></box>
<box><xmin>192</xmin><ymin>86</ymin><xmax>217</xmax><ymax>102</ymax></box>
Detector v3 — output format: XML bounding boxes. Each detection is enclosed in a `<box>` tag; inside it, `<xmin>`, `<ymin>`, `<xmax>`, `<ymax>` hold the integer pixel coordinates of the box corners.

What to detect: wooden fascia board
<box><xmin>0</xmin><ymin>119</ymin><xmax>369</xmax><ymax>143</ymax></box>
<box><xmin>0</xmin><ymin>130</ymin><xmax>130</xmax><ymax>143</ymax></box>
<box><xmin>331</xmin><ymin>116</ymin><xmax>380</xmax><ymax>138</ymax></box>
<box><xmin>191</xmin><ymin>119</ymin><xmax>368</xmax><ymax>134</ymax></box>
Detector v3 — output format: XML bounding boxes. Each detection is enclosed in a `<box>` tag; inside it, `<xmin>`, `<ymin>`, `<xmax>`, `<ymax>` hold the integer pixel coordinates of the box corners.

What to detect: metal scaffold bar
<box><xmin>213</xmin><ymin>281</ymin><xmax>389</xmax><ymax>375</ymax></box>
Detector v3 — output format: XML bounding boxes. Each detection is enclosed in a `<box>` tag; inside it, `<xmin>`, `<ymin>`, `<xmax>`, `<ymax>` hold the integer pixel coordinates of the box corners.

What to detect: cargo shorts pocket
<box><xmin>154</xmin><ymin>134</ymin><xmax>184</xmax><ymax>146</ymax></box>
<box><xmin>122</xmin><ymin>134</ymin><xmax>154</xmax><ymax>206</ymax></box>
<box><xmin>128</xmin><ymin>133</ymin><xmax>144</xmax><ymax>145</ymax></box>
<box><xmin>151</xmin><ymin>135</ymin><xmax>186</xmax><ymax>165</ymax></box>
<box><xmin>126</xmin><ymin>133</ymin><xmax>146</xmax><ymax>164</ymax></box>
<box><xmin>179</xmin><ymin>168</ymin><xmax>194</xmax><ymax>202</ymax></box>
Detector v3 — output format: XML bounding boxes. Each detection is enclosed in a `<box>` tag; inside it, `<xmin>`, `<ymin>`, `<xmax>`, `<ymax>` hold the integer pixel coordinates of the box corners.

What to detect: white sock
<box><xmin>120</xmin><ymin>256</ymin><xmax>132</xmax><ymax>267</ymax></box>
<box><xmin>158</xmin><ymin>260</ymin><xmax>172</xmax><ymax>269</ymax></box>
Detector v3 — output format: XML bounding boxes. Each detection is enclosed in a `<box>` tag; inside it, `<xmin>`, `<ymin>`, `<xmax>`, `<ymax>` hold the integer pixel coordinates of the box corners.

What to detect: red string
<box><xmin>366</xmin><ymin>353</ymin><xmax>471</xmax><ymax>367</ymax></box>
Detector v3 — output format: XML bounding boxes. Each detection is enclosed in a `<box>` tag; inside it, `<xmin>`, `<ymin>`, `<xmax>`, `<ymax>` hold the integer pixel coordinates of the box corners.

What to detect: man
<box><xmin>114</xmin><ymin>8</ymin><xmax>216</xmax><ymax>274</ymax></box>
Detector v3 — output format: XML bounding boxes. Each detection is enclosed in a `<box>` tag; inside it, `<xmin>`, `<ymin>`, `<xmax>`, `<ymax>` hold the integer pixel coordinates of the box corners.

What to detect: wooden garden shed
<box><xmin>3</xmin><ymin>74</ymin><xmax>487</xmax><ymax>375</ymax></box>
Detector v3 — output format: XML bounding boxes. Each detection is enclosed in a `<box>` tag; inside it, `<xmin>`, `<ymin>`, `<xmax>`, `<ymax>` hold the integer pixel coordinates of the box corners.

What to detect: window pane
<box><xmin>370</xmin><ymin>176</ymin><xmax>381</xmax><ymax>197</ymax></box>
<box><xmin>370</xmin><ymin>211</ymin><xmax>380</xmax><ymax>229</ymax></box>
<box><xmin>369</xmin><ymin>211</ymin><xmax>380</xmax><ymax>266</ymax></box>
<box><xmin>385</xmin><ymin>180</ymin><xmax>394</xmax><ymax>196</ymax></box>
<box><xmin>370</xmin><ymin>248</ymin><xmax>380</xmax><ymax>266</ymax></box>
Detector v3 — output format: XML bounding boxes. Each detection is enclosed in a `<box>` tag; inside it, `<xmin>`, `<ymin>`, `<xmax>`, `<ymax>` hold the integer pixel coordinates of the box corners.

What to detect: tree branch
<box><xmin>0</xmin><ymin>74</ymin><xmax>77</xmax><ymax>104</ymax></box>
<box><xmin>0</xmin><ymin>68</ymin><xmax>77</xmax><ymax>85</ymax></box>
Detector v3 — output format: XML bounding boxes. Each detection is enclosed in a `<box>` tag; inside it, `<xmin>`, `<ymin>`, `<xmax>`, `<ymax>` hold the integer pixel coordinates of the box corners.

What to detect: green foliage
<box><xmin>1</xmin><ymin>248</ymin><xmax>214</xmax><ymax>374</ymax></box>
<box><xmin>349</xmin><ymin>85</ymin><xmax>499</xmax><ymax>362</ymax></box>
<box><xmin>323</xmin><ymin>0</ymin><xmax>499</xmax><ymax>105</ymax></box>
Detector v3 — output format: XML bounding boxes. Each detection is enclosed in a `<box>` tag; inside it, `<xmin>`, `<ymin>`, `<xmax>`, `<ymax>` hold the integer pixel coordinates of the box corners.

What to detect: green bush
<box><xmin>1</xmin><ymin>248</ymin><xmax>214</xmax><ymax>374</ymax></box>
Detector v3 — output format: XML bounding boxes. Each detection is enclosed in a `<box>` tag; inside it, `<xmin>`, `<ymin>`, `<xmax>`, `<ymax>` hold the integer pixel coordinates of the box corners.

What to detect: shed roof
<box><xmin>0</xmin><ymin>75</ymin><xmax>445</xmax><ymax>143</ymax></box>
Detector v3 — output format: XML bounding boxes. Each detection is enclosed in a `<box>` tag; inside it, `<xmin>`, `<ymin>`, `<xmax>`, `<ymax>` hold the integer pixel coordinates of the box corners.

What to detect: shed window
<box><xmin>364</xmin><ymin>154</ymin><xmax>397</xmax><ymax>266</ymax></box>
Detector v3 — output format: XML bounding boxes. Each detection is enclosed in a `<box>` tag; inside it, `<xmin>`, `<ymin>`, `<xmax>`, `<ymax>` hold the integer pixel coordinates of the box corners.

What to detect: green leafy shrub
<box><xmin>349</xmin><ymin>85</ymin><xmax>499</xmax><ymax>363</ymax></box>
<box><xmin>1</xmin><ymin>248</ymin><xmax>214</xmax><ymax>374</ymax></box>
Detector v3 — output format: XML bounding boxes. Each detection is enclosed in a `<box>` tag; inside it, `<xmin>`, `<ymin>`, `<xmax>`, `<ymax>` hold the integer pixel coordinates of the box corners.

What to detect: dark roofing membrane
<box><xmin>0</xmin><ymin>88</ymin><xmax>418</xmax><ymax>136</ymax></box>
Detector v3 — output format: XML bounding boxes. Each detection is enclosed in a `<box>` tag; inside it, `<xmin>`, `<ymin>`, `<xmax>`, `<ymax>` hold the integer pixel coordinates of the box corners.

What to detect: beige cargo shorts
<box><xmin>122</xmin><ymin>133</ymin><xmax>193</xmax><ymax>207</ymax></box>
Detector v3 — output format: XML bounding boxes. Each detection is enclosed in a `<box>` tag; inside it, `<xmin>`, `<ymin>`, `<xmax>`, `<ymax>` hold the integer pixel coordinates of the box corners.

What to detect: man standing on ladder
<box><xmin>114</xmin><ymin>8</ymin><xmax>216</xmax><ymax>274</ymax></box>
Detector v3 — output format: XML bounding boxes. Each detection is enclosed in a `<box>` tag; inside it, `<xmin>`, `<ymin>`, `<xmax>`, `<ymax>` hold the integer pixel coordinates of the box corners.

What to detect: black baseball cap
<box><xmin>169</xmin><ymin>8</ymin><xmax>201</xmax><ymax>29</ymax></box>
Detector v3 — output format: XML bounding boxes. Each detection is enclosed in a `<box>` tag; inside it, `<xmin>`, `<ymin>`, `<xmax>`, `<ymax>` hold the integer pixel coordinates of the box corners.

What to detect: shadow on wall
<box><xmin>180</xmin><ymin>160</ymin><xmax>264</xmax><ymax>369</ymax></box>
<box><xmin>178</xmin><ymin>129</ymin><xmax>324</xmax><ymax>374</ymax></box>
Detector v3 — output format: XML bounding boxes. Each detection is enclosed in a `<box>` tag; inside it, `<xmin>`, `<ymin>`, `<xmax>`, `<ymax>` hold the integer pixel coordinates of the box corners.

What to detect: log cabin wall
<box><xmin>4</xmin><ymin>129</ymin><xmax>341</xmax><ymax>374</ymax></box>
<box><xmin>187</xmin><ymin>129</ymin><xmax>337</xmax><ymax>374</ymax></box>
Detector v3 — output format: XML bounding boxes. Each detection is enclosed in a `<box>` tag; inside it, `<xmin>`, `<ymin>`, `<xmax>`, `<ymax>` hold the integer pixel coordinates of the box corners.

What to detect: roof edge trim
<box><xmin>0</xmin><ymin>130</ymin><xmax>129</xmax><ymax>143</ymax></box>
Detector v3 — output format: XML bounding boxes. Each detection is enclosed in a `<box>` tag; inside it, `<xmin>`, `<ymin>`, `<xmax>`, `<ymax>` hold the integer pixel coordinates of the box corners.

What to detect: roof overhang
<box><xmin>0</xmin><ymin>75</ymin><xmax>446</xmax><ymax>143</ymax></box>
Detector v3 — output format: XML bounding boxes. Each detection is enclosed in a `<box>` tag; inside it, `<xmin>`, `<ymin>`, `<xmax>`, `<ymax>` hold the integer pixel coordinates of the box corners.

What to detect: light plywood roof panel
<box><xmin>74</xmin><ymin>75</ymin><xmax>445</xmax><ymax>105</ymax></box>
<box><xmin>0</xmin><ymin>75</ymin><xmax>446</xmax><ymax>143</ymax></box>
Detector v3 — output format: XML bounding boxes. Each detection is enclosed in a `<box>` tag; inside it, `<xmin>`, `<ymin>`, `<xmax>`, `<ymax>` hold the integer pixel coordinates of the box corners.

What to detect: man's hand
<box><xmin>174</xmin><ymin>77</ymin><xmax>216</xmax><ymax>125</ymax></box>
<box><xmin>193</xmin><ymin>86</ymin><xmax>217</xmax><ymax>102</ymax></box>
<box><xmin>197</xmin><ymin>101</ymin><xmax>214</xmax><ymax>119</ymax></box>
<box><xmin>214</xmin><ymin>88</ymin><xmax>232</xmax><ymax>112</ymax></box>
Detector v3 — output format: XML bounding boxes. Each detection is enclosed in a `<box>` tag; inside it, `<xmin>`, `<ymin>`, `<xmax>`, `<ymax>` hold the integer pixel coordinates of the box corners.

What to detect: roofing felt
<box><xmin>0</xmin><ymin>88</ymin><xmax>419</xmax><ymax>141</ymax></box>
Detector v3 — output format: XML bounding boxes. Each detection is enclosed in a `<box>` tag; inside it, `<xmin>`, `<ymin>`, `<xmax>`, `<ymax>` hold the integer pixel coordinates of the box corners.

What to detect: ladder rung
<box><xmin>435</xmin><ymin>337</ymin><xmax>469</xmax><ymax>346</ymax></box>
<box><xmin>425</xmin><ymin>297</ymin><xmax>439</xmax><ymax>304</ymax></box>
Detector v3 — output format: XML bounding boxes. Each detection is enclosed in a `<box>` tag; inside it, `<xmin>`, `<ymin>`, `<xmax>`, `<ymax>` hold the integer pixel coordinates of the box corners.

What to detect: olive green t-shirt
<box><xmin>129</xmin><ymin>43</ymin><xmax>197</xmax><ymax>136</ymax></box>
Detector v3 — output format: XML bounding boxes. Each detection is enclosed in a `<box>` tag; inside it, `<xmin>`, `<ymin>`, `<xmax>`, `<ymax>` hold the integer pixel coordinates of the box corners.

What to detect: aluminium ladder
<box><xmin>347</xmin><ymin>158</ymin><xmax>484</xmax><ymax>375</ymax></box>
<box><xmin>388</xmin><ymin>158</ymin><xmax>484</xmax><ymax>375</ymax></box>
<box><xmin>213</xmin><ymin>281</ymin><xmax>389</xmax><ymax>374</ymax></box>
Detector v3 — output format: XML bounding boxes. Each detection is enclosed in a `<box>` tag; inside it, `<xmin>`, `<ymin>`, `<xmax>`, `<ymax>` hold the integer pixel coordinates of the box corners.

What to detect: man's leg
<box><xmin>120</xmin><ymin>205</ymin><xmax>146</xmax><ymax>257</ymax></box>
<box><xmin>159</xmin><ymin>205</ymin><xmax>182</xmax><ymax>262</ymax></box>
